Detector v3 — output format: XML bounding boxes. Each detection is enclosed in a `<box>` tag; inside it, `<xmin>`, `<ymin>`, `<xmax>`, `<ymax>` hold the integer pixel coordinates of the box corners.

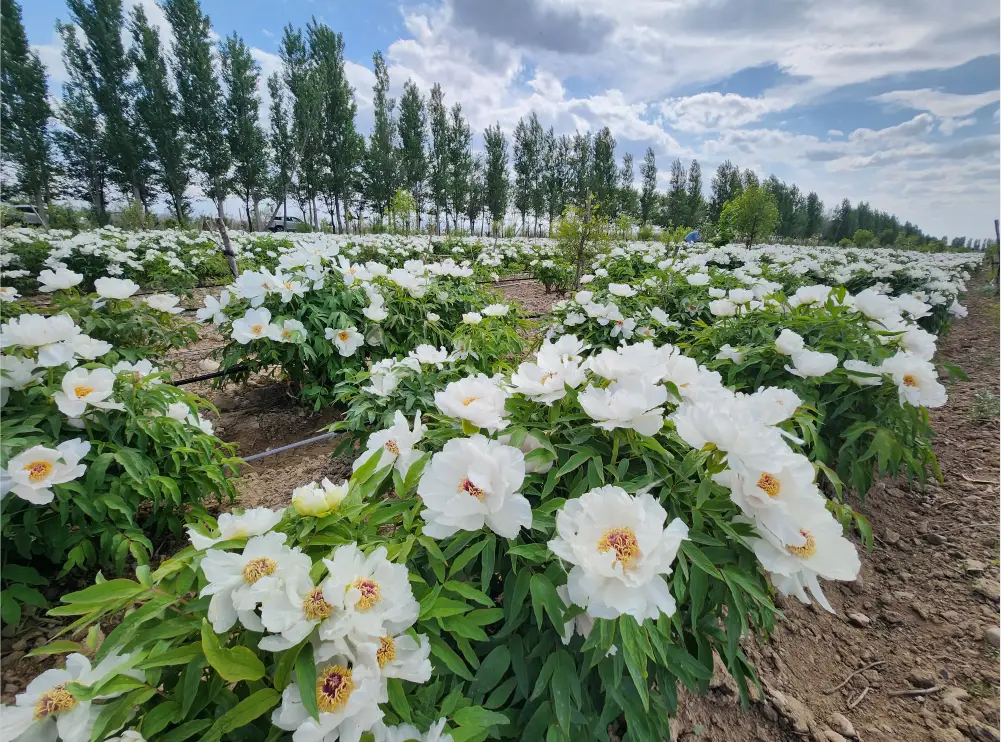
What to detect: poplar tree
<box><xmin>446</xmin><ymin>103</ymin><xmax>472</xmax><ymax>232</ymax></box>
<box><xmin>569</xmin><ymin>131</ymin><xmax>592</xmax><ymax>207</ymax></box>
<box><xmin>54</xmin><ymin>24</ymin><xmax>108</xmax><ymax>223</ymax></box>
<box><xmin>365</xmin><ymin>51</ymin><xmax>397</xmax><ymax>223</ymax></box>
<box><xmin>129</xmin><ymin>5</ymin><xmax>188</xmax><ymax>223</ymax></box>
<box><xmin>309</xmin><ymin>22</ymin><xmax>361</xmax><ymax>234</ymax></box>
<box><xmin>589</xmin><ymin>127</ymin><xmax>617</xmax><ymax>216</ymax></box>
<box><xmin>618</xmin><ymin>152</ymin><xmax>638</xmax><ymax>218</ymax></box>
<box><xmin>709</xmin><ymin>160</ymin><xmax>741</xmax><ymax>222</ymax></box>
<box><xmin>639</xmin><ymin>147</ymin><xmax>657</xmax><ymax>225</ymax></box>
<box><xmin>220</xmin><ymin>33</ymin><xmax>268</xmax><ymax>230</ymax></box>
<box><xmin>397</xmin><ymin>80</ymin><xmax>427</xmax><ymax>231</ymax></box>
<box><xmin>267</xmin><ymin>72</ymin><xmax>295</xmax><ymax>227</ymax></box>
<box><xmin>483</xmin><ymin>122</ymin><xmax>509</xmax><ymax>235</ymax></box>
<box><xmin>1</xmin><ymin>0</ymin><xmax>53</xmax><ymax>222</ymax></box>
<box><xmin>686</xmin><ymin>159</ymin><xmax>705</xmax><ymax>226</ymax></box>
<box><xmin>65</xmin><ymin>0</ymin><xmax>152</xmax><ymax>208</ymax></box>
<box><xmin>279</xmin><ymin>25</ymin><xmax>322</xmax><ymax>227</ymax></box>
<box><xmin>162</xmin><ymin>0</ymin><xmax>235</xmax><ymax>270</ymax></box>
<box><xmin>465</xmin><ymin>154</ymin><xmax>485</xmax><ymax>236</ymax></box>
<box><xmin>665</xmin><ymin>158</ymin><xmax>689</xmax><ymax>227</ymax></box>
<box><xmin>427</xmin><ymin>83</ymin><xmax>449</xmax><ymax>233</ymax></box>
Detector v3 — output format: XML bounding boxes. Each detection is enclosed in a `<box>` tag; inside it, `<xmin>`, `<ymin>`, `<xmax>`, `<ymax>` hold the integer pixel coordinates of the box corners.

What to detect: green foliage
<box><xmin>719</xmin><ymin>185</ymin><xmax>780</xmax><ymax>247</ymax></box>
<box><xmin>554</xmin><ymin>195</ymin><xmax>611</xmax><ymax>290</ymax></box>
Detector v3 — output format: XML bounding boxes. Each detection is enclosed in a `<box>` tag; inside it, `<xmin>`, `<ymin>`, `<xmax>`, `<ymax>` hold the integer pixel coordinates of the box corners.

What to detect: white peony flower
<box><xmin>143</xmin><ymin>293</ymin><xmax>184</xmax><ymax>314</ymax></box>
<box><xmin>729</xmin><ymin>288</ymin><xmax>755</xmax><ymax>304</ymax></box>
<box><xmin>0</xmin><ymin>355</ymin><xmax>43</xmax><ymax>403</ymax></box>
<box><xmin>510</xmin><ymin>358</ymin><xmax>586</xmax><ymax>405</ymax></box>
<box><xmin>292</xmin><ymin>478</ymin><xmax>349</xmax><ymax>518</ymax></box>
<box><xmin>372</xmin><ymin>718</ymin><xmax>453</xmax><ymax>742</ymax></box>
<box><xmin>716</xmin><ymin>344</ymin><xmax>744</xmax><ymax>363</ymax></box>
<box><xmin>548</xmin><ymin>486</ymin><xmax>689</xmax><ymax>622</ymax></box>
<box><xmin>52</xmin><ymin>367</ymin><xmax>124</xmax><ymax>416</ymax></box>
<box><xmin>196</xmin><ymin>290</ymin><xmax>230</xmax><ymax>324</ymax></box>
<box><xmin>68</xmin><ymin>334</ymin><xmax>112</xmax><ymax>360</ymax></box>
<box><xmin>0</xmin><ymin>314</ymin><xmax>82</xmax><ymax>367</ymax></box>
<box><xmin>0</xmin><ymin>652</ymin><xmax>144</xmax><ymax>742</ymax></box>
<box><xmin>879</xmin><ymin>351</ymin><xmax>947</xmax><ymax>408</ymax></box>
<box><xmin>318</xmin><ymin>544</ymin><xmax>419</xmax><ymax>644</ymax></box>
<box><xmin>277</xmin><ymin>319</ymin><xmax>307</xmax><ymax>344</ymax></box>
<box><xmin>686</xmin><ymin>273</ymin><xmax>710</xmax><ymax>286</ymax></box>
<box><xmin>738</xmin><ymin>387</ymin><xmax>801</xmax><ymax>425</ymax></box>
<box><xmin>608</xmin><ymin>283</ymin><xmax>636</xmax><ymax>297</ymax></box>
<box><xmin>461</xmin><ymin>312</ymin><xmax>483</xmax><ymax>324</ymax></box>
<box><xmin>38</xmin><ymin>266</ymin><xmax>84</xmax><ymax>292</ymax></box>
<box><xmin>408</xmin><ymin>344</ymin><xmax>448</xmax><ymax>368</ymax></box>
<box><xmin>200</xmin><ymin>531</ymin><xmax>311</xmax><ymax>633</ymax></box>
<box><xmin>232</xmin><ymin>308</ymin><xmax>281</xmax><ymax>344</ymax></box>
<box><xmin>112</xmin><ymin>359</ymin><xmax>159</xmax><ymax>383</ymax></box>
<box><xmin>271</xmin><ymin>653</ymin><xmax>383</xmax><ymax>742</ymax></box>
<box><xmin>0</xmin><ymin>286</ymin><xmax>20</xmax><ymax>302</ymax></box>
<box><xmin>481</xmin><ymin>303</ymin><xmax>510</xmax><ymax>317</ymax></box>
<box><xmin>774</xmin><ymin>329</ymin><xmax>805</xmax><ymax>356</ymax></box>
<box><xmin>434</xmin><ymin>375</ymin><xmax>509</xmax><ymax>432</ymax></box>
<box><xmin>326</xmin><ymin>326</ymin><xmax>365</xmax><ymax>357</ymax></box>
<box><xmin>948</xmin><ymin>300</ymin><xmax>968</xmax><ymax>318</ymax></box>
<box><xmin>94</xmin><ymin>277</ymin><xmax>140</xmax><ymax>299</ymax></box>
<box><xmin>709</xmin><ymin>299</ymin><xmax>737</xmax><ymax>317</ymax></box>
<box><xmin>578</xmin><ymin>377</ymin><xmax>668</xmax><ymax>436</ymax></box>
<box><xmin>0</xmin><ymin>439</ymin><xmax>90</xmax><ymax>505</ymax></box>
<box><xmin>417</xmin><ymin>435</ymin><xmax>531</xmax><ymax>539</ymax></box>
<box><xmin>843</xmin><ymin>359</ymin><xmax>883</xmax><ymax>386</ymax></box>
<box><xmin>751</xmin><ymin>497</ymin><xmax>860</xmax><ymax>613</ymax></box>
<box><xmin>574</xmin><ymin>290</ymin><xmax>593</xmax><ymax>304</ymax></box>
<box><xmin>426</xmin><ymin>312</ymin><xmax>440</xmax><ymax>322</ymax></box>
<box><xmin>186</xmin><ymin>507</ymin><xmax>284</xmax><ymax>550</ymax></box>
<box><xmin>352</xmin><ymin>411</ymin><xmax>425</xmax><ymax>476</ymax></box>
<box><xmin>784</xmin><ymin>349</ymin><xmax>839</xmax><ymax>379</ymax></box>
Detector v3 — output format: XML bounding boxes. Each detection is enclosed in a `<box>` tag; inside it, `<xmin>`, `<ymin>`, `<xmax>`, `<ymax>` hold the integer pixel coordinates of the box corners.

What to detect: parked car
<box><xmin>6</xmin><ymin>204</ymin><xmax>44</xmax><ymax>226</ymax></box>
<box><xmin>268</xmin><ymin>214</ymin><xmax>302</xmax><ymax>232</ymax></box>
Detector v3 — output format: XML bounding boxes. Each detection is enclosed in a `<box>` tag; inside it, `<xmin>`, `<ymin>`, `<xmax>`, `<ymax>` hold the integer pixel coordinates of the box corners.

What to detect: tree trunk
<box><xmin>34</xmin><ymin>188</ymin><xmax>48</xmax><ymax>228</ymax></box>
<box><xmin>173</xmin><ymin>193</ymin><xmax>185</xmax><ymax>225</ymax></box>
<box><xmin>253</xmin><ymin>198</ymin><xmax>261</xmax><ymax>231</ymax></box>
<box><xmin>246</xmin><ymin>201</ymin><xmax>253</xmax><ymax>232</ymax></box>
<box><xmin>333</xmin><ymin>198</ymin><xmax>343</xmax><ymax>233</ymax></box>
<box><xmin>215</xmin><ymin>195</ymin><xmax>238</xmax><ymax>277</ymax></box>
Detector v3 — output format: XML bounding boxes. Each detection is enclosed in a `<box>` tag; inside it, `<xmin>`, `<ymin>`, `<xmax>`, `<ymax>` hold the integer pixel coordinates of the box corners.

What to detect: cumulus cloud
<box><xmin>450</xmin><ymin>0</ymin><xmax>611</xmax><ymax>55</ymax></box>
<box><xmin>660</xmin><ymin>92</ymin><xmax>792</xmax><ymax>132</ymax></box>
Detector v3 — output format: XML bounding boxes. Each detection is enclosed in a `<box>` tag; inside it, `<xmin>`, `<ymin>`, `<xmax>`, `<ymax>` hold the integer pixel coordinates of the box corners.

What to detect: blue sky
<box><xmin>25</xmin><ymin>0</ymin><xmax>1001</xmax><ymax>239</ymax></box>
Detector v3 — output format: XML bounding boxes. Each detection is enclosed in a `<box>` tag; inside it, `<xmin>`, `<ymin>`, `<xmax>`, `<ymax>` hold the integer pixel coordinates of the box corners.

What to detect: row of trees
<box><xmin>0</xmin><ymin>0</ymin><xmax>964</xmax><ymax>247</ymax></box>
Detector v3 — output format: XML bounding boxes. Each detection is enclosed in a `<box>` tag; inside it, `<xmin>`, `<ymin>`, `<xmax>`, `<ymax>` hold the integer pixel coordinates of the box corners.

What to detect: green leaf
<box><xmin>469</xmin><ymin>646</ymin><xmax>511</xmax><ymax>700</ymax></box>
<box><xmin>61</xmin><ymin>579</ymin><xmax>144</xmax><ymax>605</ymax></box>
<box><xmin>529</xmin><ymin>574</ymin><xmax>565</xmax><ymax>631</ymax></box>
<box><xmin>26</xmin><ymin>640</ymin><xmax>83</xmax><ymax>657</ymax></box>
<box><xmin>555</xmin><ymin>451</ymin><xmax>592</xmax><ymax>479</ymax></box>
<box><xmin>198</xmin><ymin>688</ymin><xmax>280</xmax><ymax>742</ymax></box>
<box><xmin>295</xmin><ymin>641</ymin><xmax>320</xmax><ymax>721</ymax></box>
<box><xmin>135</xmin><ymin>644</ymin><xmax>202</xmax><ymax>669</ymax></box>
<box><xmin>140</xmin><ymin>701</ymin><xmax>181</xmax><ymax>737</ymax></box>
<box><xmin>452</xmin><ymin>705</ymin><xmax>510</xmax><ymax>730</ymax></box>
<box><xmin>680</xmin><ymin>541</ymin><xmax>722</xmax><ymax>580</ymax></box>
<box><xmin>444</xmin><ymin>580</ymin><xmax>494</xmax><ymax>607</ymax></box>
<box><xmin>421</xmin><ymin>597</ymin><xmax>470</xmax><ymax>620</ymax></box>
<box><xmin>387</xmin><ymin>677</ymin><xmax>412</xmax><ymax>722</ymax></box>
<box><xmin>429</xmin><ymin>636</ymin><xmax>473</xmax><ymax>681</ymax></box>
<box><xmin>551</xmin><ymin>650</ymin><xmax>578</xmax><ymax>732</ymax></box>
<box><xmin>200</xmin><ymin>619</ymin><xmax>265</xmax><ymax>683</ymax></box>
<box><xmin>160</xmin><ymin>720</ymin><xmax>211</xmax><ymax>742</ymax></box>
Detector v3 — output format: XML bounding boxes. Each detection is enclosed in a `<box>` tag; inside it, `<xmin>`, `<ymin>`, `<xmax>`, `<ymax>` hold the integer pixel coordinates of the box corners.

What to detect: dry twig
<box><xmin>887</xmin><ymin>686</ymin><xmax>943</xmax><ymax>697</ymax></box>
<box><xmin>823</xmin><ymin>661</ymin><xmax>887</xmax><ymax>694</ymax></box>
<box><xmin>848</xmin><ymin>686</ymin><xmax>870</xmax><ymax>709</ymax></box>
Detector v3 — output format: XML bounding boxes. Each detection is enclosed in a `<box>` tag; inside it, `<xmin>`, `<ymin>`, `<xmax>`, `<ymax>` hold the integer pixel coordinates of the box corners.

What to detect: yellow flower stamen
<box><xmin>598</xmin><ymin>527</ymin><xmax>640</xmax><ymax>569</ymax></box>
<box><xmin>461</xmin><ymin>396</ymin><xmax>478</xmax><ymax>406</ymax></box>
<box><xmin>316</xmin><ymin>665</ymin><xmax>354</xmax><ymax>713</ymax></box>
<box><xmin>785</xmin><ymin>529</ymin><xmax>817</xmax><ymax>559</ymax></box>
<box><xmin>376</xmin><ymin>635</ymin><xmax>396</xmax><ymax>669</ymax></box>
<box><xmin>250</xmin><ymin>324</ymin><xmax>264</xmax><ymax>335</ymax></box>
<box><xmin>33</xmin><ymin>684</ymin><xmax>77</xmax><ymax>720</ymax></box>
<box><xmin>24</xmin><ymin>461</ymin><xmax>54</xmax><ymax>482</ymax></box>
<box><xmin>352</xmin><ymin>577</ymin><xmax>381</xmax><ymax>610</ymax></box>
<box><xmin>73</xmin><ymin>385</ymin><xmax>93</xmax><ymax>399</ymax></box>
<box><xmin>338</xmin><ymin>331</ymin><xmax>350</xmax><ymax>342</ymax></box>
<box><xmin>902</xmin><ymin>374</ymin><xmax>918</xmax><ymax>387</ymax></box>
<box><xmin>384</xmin><ymin>440</ymin><xmax>400</xmax><ymax>455</ymax></box>
<box><xmin>242</xmin><ymin>556</ymin><xmax>278</xmax><ymax>584</ymax></box>
<box><xmin>302</xmin><ymin>587</ymin><xmax>332</xmax><ymax>621</ymax></box>
<box><xmin>457</xmin><ymin>477</ymin><xmax>484</xmax><ymax>500</ymax></box>
<box><xmin>756</xmin><ymin>473</ymin><xmax>781</xmax><ymax>497</ymax></box>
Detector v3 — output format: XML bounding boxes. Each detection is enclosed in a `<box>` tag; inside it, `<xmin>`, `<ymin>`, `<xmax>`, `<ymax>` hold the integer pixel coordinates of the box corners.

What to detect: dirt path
<box><xmin>673</xmin><ymin>288</ymin><xmax>1000</xmax><ymax>742</ymax></box>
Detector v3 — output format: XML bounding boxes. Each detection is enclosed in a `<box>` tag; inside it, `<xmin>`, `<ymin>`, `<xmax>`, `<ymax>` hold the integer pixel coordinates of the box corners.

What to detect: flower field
<box><xmin>0</xmin><ymin>227</ymin><xmax>987</xmax><ymax>742</ymax></box>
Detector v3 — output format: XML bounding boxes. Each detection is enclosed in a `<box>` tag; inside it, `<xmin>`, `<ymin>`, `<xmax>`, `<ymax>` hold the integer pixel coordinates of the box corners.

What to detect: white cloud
<box><xmin>872</xmin><ymin>88</ymin><xmax>1000</xmax><ymax>118</ymax></box>
<box><xmin>827</xmin><ymin>129</ymin><xmax>843</xmax><ymax>137</ymax></box>
<box><xmin>939</xmin><ymin>116</ymin><xmax>977</xmax><ymax>135</ymax></box>
<box><xmin>660</xmin><ymin>92</ymin><xmax>791</xmax><ymax>133</ymax></box>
